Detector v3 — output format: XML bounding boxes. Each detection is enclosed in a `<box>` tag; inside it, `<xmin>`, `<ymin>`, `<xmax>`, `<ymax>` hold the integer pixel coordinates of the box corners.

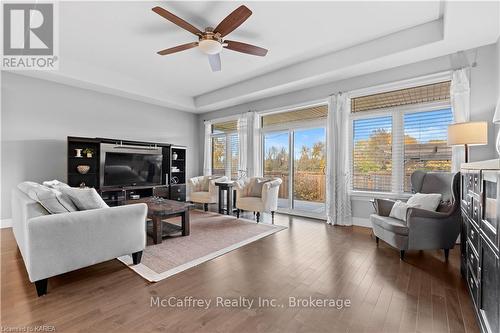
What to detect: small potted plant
<box><xmin>83</xmin><ymin>148</ymin><xmax>94</xmax><ymax>158</ymax></box>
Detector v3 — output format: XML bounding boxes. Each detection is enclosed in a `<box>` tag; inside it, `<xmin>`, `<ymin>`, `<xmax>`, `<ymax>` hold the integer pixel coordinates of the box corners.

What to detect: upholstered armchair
<box><xmin>188</xmin><ymin>175</ymin><xmax>228</xmax><ymax>211</ymax></box>
<box><xmin>370</xmin><ymin>171</ymin><xmax>460</xmax><ymax>260</ymax></box>
<box><xmin>235</xmin><ymin>177</ymin><xmax>282</xmax><ymax>223</ymax></box>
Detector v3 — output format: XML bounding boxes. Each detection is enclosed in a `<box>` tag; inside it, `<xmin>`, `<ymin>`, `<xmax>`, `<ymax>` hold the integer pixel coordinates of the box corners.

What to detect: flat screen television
<box><xmin>100</xmin><ymin>144</ymin><xmax>163</xmax><ymax>188</ymax></box>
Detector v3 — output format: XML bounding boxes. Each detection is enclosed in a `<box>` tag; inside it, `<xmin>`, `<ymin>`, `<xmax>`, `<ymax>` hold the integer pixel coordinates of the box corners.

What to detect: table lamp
<box><xmin>448</xmin><ymin>121</ymin><xmax>488</xmax><ymax>162</ymax></box>
<box><xmin>493</xmin><ymin>97</ymin><xmax>500</xmax><ymax>156</ymax></box>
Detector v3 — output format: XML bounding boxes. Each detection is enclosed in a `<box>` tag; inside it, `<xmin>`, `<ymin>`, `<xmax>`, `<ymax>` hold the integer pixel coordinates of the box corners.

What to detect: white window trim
<box><xmin>350</xmin><ymin>100</ymin><xmax>452</xmax><ymax>197</ymax></box>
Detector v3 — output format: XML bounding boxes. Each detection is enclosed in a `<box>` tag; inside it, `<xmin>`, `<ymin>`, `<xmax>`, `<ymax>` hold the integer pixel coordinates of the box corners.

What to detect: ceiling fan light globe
<box><xmin>199</xmin><ymin>39</ymin><xmax>222</xmax><ymax>55</ymax></box>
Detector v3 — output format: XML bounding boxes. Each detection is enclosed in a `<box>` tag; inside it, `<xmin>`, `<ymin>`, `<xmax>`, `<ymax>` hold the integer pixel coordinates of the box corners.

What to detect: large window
<box><xmin>211</xmin><ymin>119</ymin><xmax>239</xmax><ymax>179</ymax></box>
<box><xmin>351</xmin><ymin>81</ymin><xmax>453</xmax><ymax>194</ymax></box>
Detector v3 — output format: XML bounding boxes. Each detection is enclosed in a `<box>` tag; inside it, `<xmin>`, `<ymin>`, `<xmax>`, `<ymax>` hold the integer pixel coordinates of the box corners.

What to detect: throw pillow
<box><xmin>406</xmin><ymin>193</ymin><xmax>442</xmax><ymax>211</ymax></box>
<box><xmin>17</xmin><ymin>181</ymin><xmax>77</xmax><ymax>214</ymax></box>
<box><xmin>389</xmin><ymin>200</ymin><xmax>419</xmax><ymax>222</ymax></box>
<box><xmin>42</xmin><ymin>180</ymin><xmax>78</xmax><ymax>211</ymax></box>
<box><xmin>249</xmin><ymin>179</ymin><xmax>271</xmax><ymax>197</ymax></box>
<box><xmin>60</xmin><ymin>187</ymin><xmax>109</xmax><ymax>211</ymax></box>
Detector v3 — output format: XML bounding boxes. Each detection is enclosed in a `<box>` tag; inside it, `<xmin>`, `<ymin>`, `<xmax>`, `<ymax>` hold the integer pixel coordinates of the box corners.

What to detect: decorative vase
<box><xmin>75</xmin><ymin>149</ymin><xmax>82</xmax><ymax>158</ymax></box>
<box><xmin>86</xmin><ymin>152</ymin><xmax>93</xmax><ymax>158</ymax></box>
<box><xmin>172</xmin><ymin>152</ymin><xmax>178</xmax><ymax>160</ymax></box>
<box><xmin>77</xmin><ymin>165</ymin><xmax>90</xmax><ymax>174</ymax></box>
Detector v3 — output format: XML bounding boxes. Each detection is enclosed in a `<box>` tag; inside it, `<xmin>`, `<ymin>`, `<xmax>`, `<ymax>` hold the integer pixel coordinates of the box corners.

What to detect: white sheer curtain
<box><xmin>203</xmin><ymin>121</ymin><xmax>212</xmax><ymax>176</ymax></box>
<box><xmin>237</xmin><ymin>114</ymin><xmax>248</xmax><ymax>179</ymax></box>
<box><xmin>450</xmin><ymin>69</ymin><xmax>471</xmax><ymax>172</ymax></box>
<box><xmin>326</xmin><ymin>93</ymin><xmax>352</xmax><ymax>225</ymax></box>
<box><xmin>252</xmin><ymin>112</ymin><xmax>263</xmax><ymax>177</ymax></box>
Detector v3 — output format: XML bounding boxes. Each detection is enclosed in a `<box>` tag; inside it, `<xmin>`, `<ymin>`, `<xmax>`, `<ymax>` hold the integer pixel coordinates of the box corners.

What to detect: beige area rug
<box><xmin>118</xmin><ymin>210</ymin><xmax>286</xmax><ymax>282</ymax></box>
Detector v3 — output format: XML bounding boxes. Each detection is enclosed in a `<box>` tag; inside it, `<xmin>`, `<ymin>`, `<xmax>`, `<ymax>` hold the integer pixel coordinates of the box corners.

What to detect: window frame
<box><xmin>350</xmin><ymin>100</ymin><xmax>452</xmax><ymax>197</ymax></box>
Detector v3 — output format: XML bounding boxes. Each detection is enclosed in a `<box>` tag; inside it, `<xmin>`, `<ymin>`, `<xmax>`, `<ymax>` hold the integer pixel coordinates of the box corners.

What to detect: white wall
<box><xmin>1</xmin><ymin>72</ymin><xmax>200</xmax><ymax>219</ymax></box>
<box><xmin>198</xmin><ymin>42</ymin><xmax>500</xmax><ymax>222</ymax></box>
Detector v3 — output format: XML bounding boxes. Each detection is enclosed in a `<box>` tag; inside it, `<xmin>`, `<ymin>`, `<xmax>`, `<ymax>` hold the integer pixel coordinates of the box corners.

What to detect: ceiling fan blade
<box><xmin>224</xmin><ymin>40</ymin><xmax>268</xmax><ymax>56</ymax></box>
<box><xmin>152</xmin><ymin>6</ymin><xmax>202</xmax><ymax>36</ymax></box>
<box><xmin>208</xmin><ymin>53</ymin><xmax>221</xmax><ymax>72</ymax></box>
<box><xmin>157</xmin><ymin>42</ymin><xmax>198</xmax><ymax>55</ymax></box>
<box><xmin>214</xmin><ymin>5</ymin><xmax>252</xmax><ymax>37</ymax></box>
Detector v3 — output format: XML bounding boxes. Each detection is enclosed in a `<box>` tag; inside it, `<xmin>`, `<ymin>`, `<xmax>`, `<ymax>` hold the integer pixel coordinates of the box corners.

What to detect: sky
<box><xmin>264</xmin><ymin>128</ymin><xmax>326</xmax><ymax>160</ymax></box>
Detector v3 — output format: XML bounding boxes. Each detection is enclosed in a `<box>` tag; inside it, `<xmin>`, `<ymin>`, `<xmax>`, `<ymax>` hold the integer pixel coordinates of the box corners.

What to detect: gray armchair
<box><xmin>370</xmin><ymin>171</ymin><xmax>460</xmax><ymax>260</ymax></box>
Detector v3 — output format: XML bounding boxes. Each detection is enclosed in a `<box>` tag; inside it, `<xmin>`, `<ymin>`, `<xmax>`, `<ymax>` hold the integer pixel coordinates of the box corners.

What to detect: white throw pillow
<box><xmin>60</xmin><ymin>187</ymin><xmax>109</xmax><ymax>211</ymax></box>
<box><xmin>406</xmin><ymin>193</ymin><xmax>442</xmax><ymax>212</ymax></box>
<box><xmin>42</xmin><ymin>180</ymin><xmax>78</xmax><ymax>211</ymax></box>
<box><xmin>17</xmin><ymin>181</ymin><xmax>77</xmax><ymax>214</ymax></box>
<box><xmin>389</xmin><ymin>201</ymin><xmax>419</xmax><ymax>222</ymax></box>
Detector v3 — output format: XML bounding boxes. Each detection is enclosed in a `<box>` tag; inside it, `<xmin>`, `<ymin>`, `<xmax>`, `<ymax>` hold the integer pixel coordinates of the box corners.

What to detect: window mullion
<box><xmin>392</xmin><ymin>111</ymin><xmax>404</xmax><ymax>194</ymax></box>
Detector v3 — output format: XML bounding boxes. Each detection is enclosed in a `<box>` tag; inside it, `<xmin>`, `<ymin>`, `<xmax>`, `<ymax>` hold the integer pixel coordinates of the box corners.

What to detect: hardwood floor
<box><xmin>1</xmin><ymin>211</ymin><xmax>478</xmax><ymax>333</ymax></box>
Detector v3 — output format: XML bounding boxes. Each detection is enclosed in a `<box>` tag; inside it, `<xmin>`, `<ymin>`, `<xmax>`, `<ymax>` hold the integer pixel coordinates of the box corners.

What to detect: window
<box><xmin>211</xmin><ymin>119</ymin><xmax>239</xmax><ymax>179</ymax></box>
<box><xmin>351</xmin><ymin>80</ymin><xmax>453</xmax><ymax>194</ymax></box>
<box><xmin>403</xmin><ymin>109</ymin><xmax>453</xmax><ymax>191</ymax></box>
<box><xmin>352</xmin><ymin>116</ymin><xmax>393</xmax><ymax>192</ymax></box>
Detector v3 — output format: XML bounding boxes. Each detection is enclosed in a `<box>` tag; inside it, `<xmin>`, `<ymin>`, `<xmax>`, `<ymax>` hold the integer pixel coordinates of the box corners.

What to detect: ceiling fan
<box><xmin>152</xmin><ymin>5</ymin><xmax>268</xmax><ymax>72</ymax></box>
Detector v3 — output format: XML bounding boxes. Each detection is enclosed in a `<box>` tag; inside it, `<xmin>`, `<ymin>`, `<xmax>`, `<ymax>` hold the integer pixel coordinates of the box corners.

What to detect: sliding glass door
<box><xmin>263</xmin><ymin>127</ymin><xmax>326</xmax><ymax>216</ymax></box>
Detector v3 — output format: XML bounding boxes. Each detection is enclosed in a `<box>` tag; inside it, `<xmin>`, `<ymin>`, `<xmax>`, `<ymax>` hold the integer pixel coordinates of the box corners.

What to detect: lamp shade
<box><xmin>493</xmin><ymin>97</ymin><xmax>500</xmax><ymax>123</ymax></box>
<box><xmin>448</xmin><ymin>121</ymin><xmax>488</xmax><ymax>146</ymax></box>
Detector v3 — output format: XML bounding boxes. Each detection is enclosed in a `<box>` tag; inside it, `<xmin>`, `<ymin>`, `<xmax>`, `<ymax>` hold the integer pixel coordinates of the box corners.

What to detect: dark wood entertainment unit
<box><xmin>461</xmin><ymin>161</ymin><xmax>500</xmax><ymax>333</ymax></box>
<box><xmin>67</xmin><ymin>136</ymin><xmax>187</xmax><ymax>205</ymax></box>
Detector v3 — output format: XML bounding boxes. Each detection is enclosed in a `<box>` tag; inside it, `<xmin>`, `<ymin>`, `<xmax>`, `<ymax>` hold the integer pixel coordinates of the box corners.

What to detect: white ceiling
<box><xmin>14</xmin><ymin>1</ymin><xmax>500</xmax><ymax>113</ymax></box>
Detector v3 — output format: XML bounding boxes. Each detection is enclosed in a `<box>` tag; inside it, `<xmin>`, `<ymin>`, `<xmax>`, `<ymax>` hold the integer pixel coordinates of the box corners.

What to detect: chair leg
<box><xmin>444</xmin><ymin>249</ymin><xmax>450</xmax><ymax>261</ymax></box>
<box><xmin>236</xmin><ymin>209</ymin><xmax>240</xmax><ymax>218</ymax></box>
<box><xmin>132</xmin><ymin>251</ymin><xmax>143</xmax><ymax>265</ymax></box>
<box><xmin>400</xmin><ymin>250</ymin><xmax>405</xmax><ymax>260</ymax></box>
<box><xmin>256</xmin><ymin>212</ymin><xmax>260</xmax><ymax>223</ymax></box>
<box><xmin>375</xmin><ymin>236</ymin><xmax>379</xmax><ymax>246</ymax></box>
<box><xmin>203</xmin><ymin>203</ymin><xmax>208</xmax><ymax>212</ymax></box>
<box><xmin>271</xmin><ymin>211</ymin><xmax>275</xmax><ymax>224</ymax></box>
<box><xmin>35</xmin><ymin>278</ymin><xmax>48</xmax><ymax>297</ymax></box>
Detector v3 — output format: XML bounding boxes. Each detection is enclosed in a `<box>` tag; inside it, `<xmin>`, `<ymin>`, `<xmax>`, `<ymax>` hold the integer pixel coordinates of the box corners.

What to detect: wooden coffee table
<box><xmin>125</xmin><ymin>197</ymin><xmax>194</xmax><ymax>245</ymax></box>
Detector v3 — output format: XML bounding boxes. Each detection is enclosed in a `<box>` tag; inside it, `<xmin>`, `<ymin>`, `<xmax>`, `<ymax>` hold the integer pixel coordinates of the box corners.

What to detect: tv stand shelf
<box><xmin>67</xmin><ymin>137</ymin><xmax>187</xmax><ymax>204</ymax></box>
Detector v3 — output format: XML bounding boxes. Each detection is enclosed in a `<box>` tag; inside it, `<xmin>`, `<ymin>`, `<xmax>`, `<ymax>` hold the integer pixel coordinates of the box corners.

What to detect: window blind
<box><xmin>351</xmin><ymin>81</ymin><xmax>451</xmax><ymax>113</ymax></box>
<box><xmin>212</xmin><ymin>120</ymin><xmax>238</xmax><ymax>134</ymax></box>
<box><xmin>352</xmin><ymin>116</ymin><xmax>393</xmax><ymax>192</ymax></box>
<box><xmin>402</xmin><ymin>108</ymin><xmax>453</xmax><ymax>192</ymax></box>
<box><xmin>262</xmin><ymin>105</ymin><xmax>328</xmax><ymax>128</ymax></box>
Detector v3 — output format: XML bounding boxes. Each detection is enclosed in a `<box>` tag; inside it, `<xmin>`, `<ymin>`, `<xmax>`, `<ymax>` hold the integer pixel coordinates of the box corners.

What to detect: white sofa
<box><xmin>11</xmin><ymin>187</ymin><xmax>147</xmax><ymax>296</ymax></box>
<box><xmin>235</xmin><ymin>177</ymin><xmax>282</xmax><ymax>223</ymax></box>
<box><xmin>188</xmin><ymin>175</ymin><xmax>228</xmax><ymax>210</ymax></box>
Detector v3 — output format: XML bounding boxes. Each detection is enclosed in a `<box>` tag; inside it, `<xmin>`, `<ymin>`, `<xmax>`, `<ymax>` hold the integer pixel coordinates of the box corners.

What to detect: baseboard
<box><xmin>0</xmin><ymin>218</ymin><xmax>12</xmax><ymax>229</ymax></box>
<box><xmin>352</xmin><ymin>217</ymin><xmax>371</xmax><ymax>228</ymax></box>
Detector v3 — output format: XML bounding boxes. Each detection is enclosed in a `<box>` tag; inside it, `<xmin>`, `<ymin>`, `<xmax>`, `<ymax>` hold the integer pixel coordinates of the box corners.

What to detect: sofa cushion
<box><xmin>407</xmin><ymin>193</ymin><xmax>442</xmax><ymax>211</ymax></box>
<box><xmin>60</xmin><ymin>187</ymin><xmax>108</xmax><ymax>211</ymax></box>
<box><xmin>370</xmin><ymin>214</ymin><xmax>409</xmax><ymax>236</ymax></box>
<box><xmin>249</xmin><ymin>179</ymin><xmax>271</xmax><ymax>197</ymax></box>
<box><xmin>17</xmin><ymin>181</ymin><xmax>77</xmax><ymax>214</ymax></box>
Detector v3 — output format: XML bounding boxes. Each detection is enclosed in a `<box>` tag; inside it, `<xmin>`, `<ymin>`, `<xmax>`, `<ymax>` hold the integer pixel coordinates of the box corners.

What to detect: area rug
<box><xmin>117</xmin><ymin>211</ymin><xmax>286</xmax><ymax>282</ymax></box>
